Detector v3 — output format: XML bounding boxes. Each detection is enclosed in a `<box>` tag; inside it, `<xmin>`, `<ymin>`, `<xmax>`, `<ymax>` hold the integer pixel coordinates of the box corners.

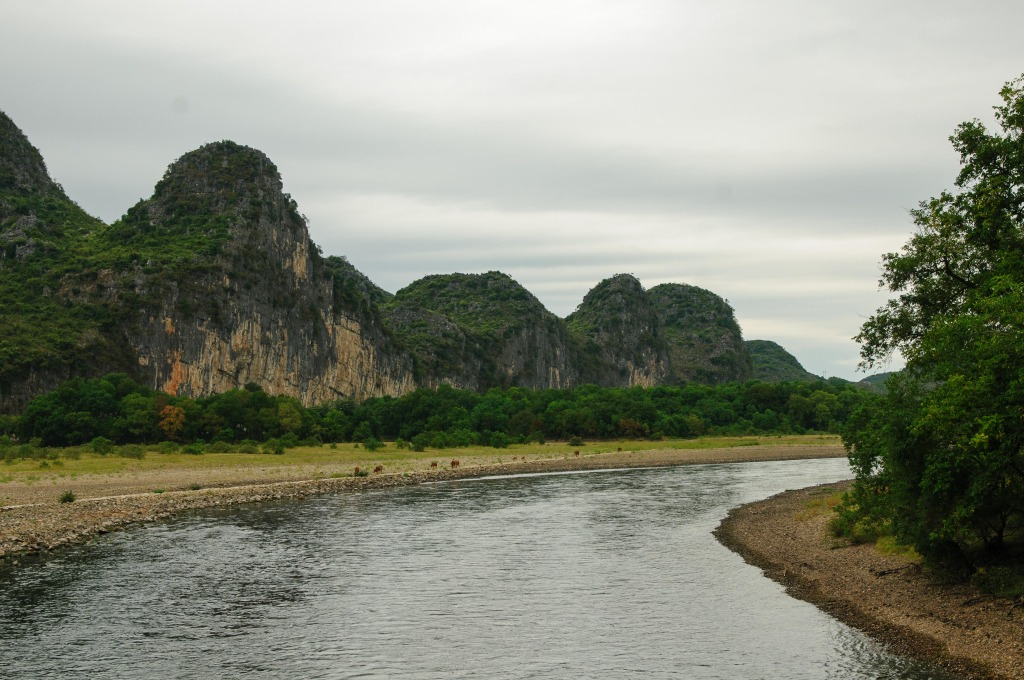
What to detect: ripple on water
<box><xmin>0</xmin><ymin>458</ymin><xmax>960</xmax><ymax>679</ymax></box>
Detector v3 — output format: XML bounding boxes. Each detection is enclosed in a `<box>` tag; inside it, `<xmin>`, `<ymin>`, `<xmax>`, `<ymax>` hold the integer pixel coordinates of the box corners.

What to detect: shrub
<box><xmin>153</xmin><ymin>441</ymin><xmax>179</xmax><ymax>454</ymax></box>
<box><xmin>263</xmin><ymin>439</ymin><xmax>285</xmax><ymax>455</ymax></box>
<box><xmin>568</xmin><ymin>436</ymin><xmax>585</xmax><ymax>447</ymax></box>
<box><xmin>363</xmin><ymin>437</ymin><xmax>383</xmax><ymax>452</ymax></box>
<box><xmin>90</xmin><ymin>436</ymin><xmax>114</xmax><ymax>455</ymax></box>
<box><xmin>489</xmin><ymin>431</ymin><xmax>510</xmax><ymax>449</ymax></box>
<box><xmin>116</xmin><ymin>444</ymin><xmax>146</xmax><ymax>459</ymax></box>
<box><xmin>971</xmin><ymin>566</ymin><xmax>1024</xmax><ymax>600</ymax></box>
<box><xmin>237</xmin><ymin>440</ymin><xmax>260</xmax><ymax>454</ymax></box>
<box><xmin>181</xmin><ymin>442</ymin><xmax>206</xmax><ymax>455</ymax></box>
<box><xmin>58</xmin><ymin>490</ymin><xmax>76</xmax><ymax>504</ymax></box>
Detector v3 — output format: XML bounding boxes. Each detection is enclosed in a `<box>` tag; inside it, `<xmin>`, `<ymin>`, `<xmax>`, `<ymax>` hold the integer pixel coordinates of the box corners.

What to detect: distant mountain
<box><xmin>382</xmin><ymin>271</ymin><xmax>578</xmax><ymax>390</ymax></box>
<box><xmin>649</xmin><ymin>283</ymin><xmax>752</xmax><ymax>384</ymax></box>
<box><xmin>745</xmin><ymin>340</ymin><xmax>819</xmax><ymax>382</ymax></box>
<box><xmin>566</xmin><ymin>274</ymin><xmax>669</xmax><ymax>386</ymax></box>
<box><xmin>857</xmin><ymin>371</ymin><xmax>896</xmax><ymax>393</ymax></box>
<box><xmin>0</xmin><ymin>109</ymin><xmax>833</xmax><ymax>411</ymax></box>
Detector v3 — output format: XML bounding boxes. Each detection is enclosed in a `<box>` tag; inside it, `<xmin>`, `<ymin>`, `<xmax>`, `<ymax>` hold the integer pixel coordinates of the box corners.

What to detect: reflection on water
<box><xmin>0</xmin><ymin>458</ymin><xmax>958</xmax><ymax>679</ymax></box>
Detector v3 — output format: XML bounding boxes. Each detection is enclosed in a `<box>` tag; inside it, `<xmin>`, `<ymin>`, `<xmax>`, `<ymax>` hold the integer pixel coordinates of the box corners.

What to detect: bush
<box><xmin>237</xmin><ymin>440</ymin><xmax>260</xmax><ymax>454</ymax></box>
<box><xmin>153</xmin><ymin>441</ymin><xmax>180</xmax><ymax>454</ymax></box>
<box><xmin>567</xmin><ymin>436</ymin><xmax>585</xmax><ymax>447</ymax></box>
<box><xmin>116</xmin><ymin>444</ymin><xmax>145</xmax><ymax>459</ymax></box>
<box><xmin>90</xmin><ymin>436</ymin><xmax>114</xmax><ymax>455</ymax></box>
<box><xmin>829</xmin><ymin>495</ymin><xmax>887</xmax><ymax>545</ymax></box>
<box><xmin>263</xmin><ymin>439</ymin><xmax>285</xmax><ymax>455</ymax></box>
<box><xmin>363</xmin><ymin>436</ymin><xmax>383</xmax><ymax>452</ymax></box>
<box><xmin>62</xmin><ymin>446</ymin><xmax>83</xmax><ymax>460</ymax></box>
<box><xmin>58</xmin><ymin>490</ymin><xmax>76</xmax><ymax>504</ymax></box>
<box><xmin>206</xmin><ymin>441</ymin><xmax>233</xmax><ymax>453</ymax></box>
<box><xmin>971</xmin><ymin>565</ymin><xmax>1024</xmax><ymax>600</ymax></box>
<box><xmin>181</xmin><ymin>442</ymin><xmax>206</xmax><ymax>455</ymax></box>
<box><xmin>489</xmin><ymin>431</ymin><xmax>511</xmax><ymax>449</ymax></box>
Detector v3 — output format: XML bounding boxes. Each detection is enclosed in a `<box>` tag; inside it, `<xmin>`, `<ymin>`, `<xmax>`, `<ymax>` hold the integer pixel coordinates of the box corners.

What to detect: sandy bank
<box><xmin>715</xmin><ymin>482</ymin><xmax>1024</xmax><ymax>680</ymax></box>
<box><xmin>0</xmin><ymin>444</ymin><xmax>840</xmax><ymax>560</ymax></box>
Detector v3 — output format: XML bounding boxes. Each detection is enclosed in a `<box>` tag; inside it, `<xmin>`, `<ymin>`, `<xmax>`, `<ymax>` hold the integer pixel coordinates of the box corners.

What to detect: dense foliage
<box><xmin>3</xmin><ymin>374</ymin><xmax>872</xmax><ymax>452</ymax></box>
<box><xmin>745</xmin><ymin>340</ymin><xmax>818</xmax><ymax>382</ymax></box>
<box><xmin>840</xmin><ymin>77</ymin><xmax>1024</xmax><ymax>574</ymax></box>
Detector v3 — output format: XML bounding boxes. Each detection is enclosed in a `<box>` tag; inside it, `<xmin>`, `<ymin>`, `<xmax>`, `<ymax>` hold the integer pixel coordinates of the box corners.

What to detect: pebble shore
<box><xmin>716</xmin><ymin>482</ymin><xmax>1024</xmax><ymax>680</ymax></box>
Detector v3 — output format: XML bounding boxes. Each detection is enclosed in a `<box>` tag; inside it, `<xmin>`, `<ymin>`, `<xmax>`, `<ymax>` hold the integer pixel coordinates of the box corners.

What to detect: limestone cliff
<box><xmin>1</xmin><ymin>108</ymin><xmax>822</xmax><ymax>413</ymax></box>
<box><xmin>104</xmin><ymin>141</ymin><xmax>414</xmax><ymax>404</ymax></box>
<box><xmin>566</xmin><ymin>274</ymin><xmax>670</xmax><ymax>386</ymax></box>
<box><xmin>648</xmin><ymin>283</ymin><xmax>752</xmax><ymax>384</ymax></box>
<box><xmin>382</xmin><ymin>272</ymin><xmax>578</xmax><ymax>390</ymax></box>
<box><xmin>0</xmin><ymin>112</ymin><xmax>131</xmax><ymax>410</ymax></box>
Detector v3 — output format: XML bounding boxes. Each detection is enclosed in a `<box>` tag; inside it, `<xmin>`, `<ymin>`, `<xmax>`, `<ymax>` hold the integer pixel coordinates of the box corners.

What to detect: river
<box><xmin>0</xmin><ymin>457</ymin><xmax>957</xmax><ymax>678</ymax></box>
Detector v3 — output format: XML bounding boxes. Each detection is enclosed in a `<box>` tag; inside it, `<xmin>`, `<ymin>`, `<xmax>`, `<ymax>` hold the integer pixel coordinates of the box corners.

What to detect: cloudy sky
<box><xmin>3</xmin><ymin>1</ymin><xmax>1022</xmax><ymax>380</ymax></box>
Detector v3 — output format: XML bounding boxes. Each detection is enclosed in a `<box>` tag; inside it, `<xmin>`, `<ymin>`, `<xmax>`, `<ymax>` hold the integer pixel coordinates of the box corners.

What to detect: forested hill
<box><xmin>745</xmin><ymin>340</ymin><xmax>819</xmax><ymax>382</ymax></box>
<box><xmin>2</xmin><ymin>109</ymin><xmax>824</xmax><ymax>412</ymax></box>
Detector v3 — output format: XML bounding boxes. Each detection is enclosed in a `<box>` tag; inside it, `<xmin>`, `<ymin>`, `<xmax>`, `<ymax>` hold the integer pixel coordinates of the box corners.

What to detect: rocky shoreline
<box><xmin>0</xmin><ymin>444</ymin><xmax>840</xmax><ymax>560</ymax></box>
<box><xmin>715</xmin><ymin>482</ymin><xmax>1024</xmax><ymax>680</ymax></box>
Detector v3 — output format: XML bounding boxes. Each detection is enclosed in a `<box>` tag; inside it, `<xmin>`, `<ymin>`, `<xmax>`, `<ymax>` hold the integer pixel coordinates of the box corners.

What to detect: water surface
<box><xmin>0</xmin><ymin>458</ymin><xmax>957</xmax><ymax>678</ymax></box>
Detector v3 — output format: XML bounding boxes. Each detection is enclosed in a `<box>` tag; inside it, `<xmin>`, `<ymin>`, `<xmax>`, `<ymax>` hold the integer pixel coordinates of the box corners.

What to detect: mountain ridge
<box><xmin>0</xmin><ymin>110</ymin><xmax>831</xmax><ymax>412</ymax></box>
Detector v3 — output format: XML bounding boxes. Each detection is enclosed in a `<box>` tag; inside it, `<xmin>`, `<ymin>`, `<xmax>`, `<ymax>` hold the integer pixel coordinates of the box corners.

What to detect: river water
<box><xmin>0</xmin><ymin>458</ymin><xmax>958</xmax><ymax>679</ymax></box>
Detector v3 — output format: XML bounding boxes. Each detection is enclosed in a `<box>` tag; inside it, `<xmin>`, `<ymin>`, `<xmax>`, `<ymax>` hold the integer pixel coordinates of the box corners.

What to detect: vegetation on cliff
<box><xmin>0</xmin><ymin>111</ymin><xmax>123</xmax><ymax>391</ymax></box>
<box><xmin>566</xmin><ymin>274</ymin><xmax>668</xmax><ymax>384</ymax></box>
<box><xmin>745</xmin><ymin>339</ymin><xmax>818</xmax><ymax>382</ymax></box>
<box><xmin>0</xmin><ymin>108</ymin><xmax>829</xmax><ymax>412</ymax></box>
<box><xmin>648</xmin><ymin>283</ymin><xmax>752</xmax><ymax>384</ymax></box>
<box><xmin>382</xmin><ymin>271</ymin><xmax>571</xmax><ymax>387</ymax></box>
<box><xmin>838</xmin><ymin>76</ymin><xmax>1024</xmax><ymax>588</ymax></box>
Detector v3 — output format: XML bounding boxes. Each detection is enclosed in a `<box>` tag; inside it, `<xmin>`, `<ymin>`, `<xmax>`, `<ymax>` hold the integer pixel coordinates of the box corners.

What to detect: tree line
<box><xmin>0</xmin><ymin>373</ymin><xmax>873</xmax><ymax>451</ymax></box>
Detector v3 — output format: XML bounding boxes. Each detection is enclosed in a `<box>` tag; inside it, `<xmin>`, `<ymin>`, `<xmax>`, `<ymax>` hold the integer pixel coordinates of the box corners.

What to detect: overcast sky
<box><xmin>3</xmin><ymin>1</ymin><xmax>1022</xmax><ymax>380</ymax></box>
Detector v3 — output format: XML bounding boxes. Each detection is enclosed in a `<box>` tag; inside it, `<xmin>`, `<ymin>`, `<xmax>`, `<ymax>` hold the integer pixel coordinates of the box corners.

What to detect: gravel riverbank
<box><xmin>1</xmin><ymin>444</ymin><xmax>840</xmax><ymax>560</ymax></box>
<box><xmin>715</xmin><ymin>482</ymin><xmax>1024</xmax><ymax>680</ymax></box>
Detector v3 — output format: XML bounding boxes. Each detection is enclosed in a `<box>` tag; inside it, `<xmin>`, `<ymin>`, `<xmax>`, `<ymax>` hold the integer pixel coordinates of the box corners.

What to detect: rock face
<box><xmin>0</xmin><ymin>109</ymin><xmax>819</xmax><ymax>412</ymax></box>
<box><xmin>649</xmin><ymin>283</ymin><xmax>752</xmax><ymax>384</ymax></box>
<box><xmin>566</xmin><ymin>274</ymin><xmax>669</xmax><ymax>386</ymax></box>
<box><xmin>383</xmin><ymin>272</ymin><xmax>578</xmax><ymax>390</ymax></box>
<box><xmin>745</xmin><ymin>339</ymin><xmax>817</xmax><ymax>382</ymax></box>
<box><xmin>105</xmin><ymin>141</ymin><xmax>415</xmax><ymax>405</ymax></box>
<box><xmin>0</xmin><ymin>112</ymin><xmax>128</xmax><ymax>409</ymax></box>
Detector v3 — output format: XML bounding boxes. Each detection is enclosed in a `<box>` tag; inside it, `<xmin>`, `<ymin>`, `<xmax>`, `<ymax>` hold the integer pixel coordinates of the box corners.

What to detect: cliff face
<box><xmin>0</xmin><ymin>112</ymin><xmax>131</xmax><ymax>410</ymax></box>
<box><xmin>566</xmin><ymin>274</ymin><xmax>669</xmax><ymax>386</ymax></box>
<box><xmin>648</xmin><ymin>283</ymin><xmax>752</xmax><ymax>384</ymax></box>
<box><xmin>383</xmin><ymin>272</ymin><xmax>578</xmax><ymax>390</ymax></box>
<box><xmin>1</xmin><ymin>109</ymin><xmax>821</xmax><ymax>413</ymax></box>
<box><xmin>105</xmin><ymin>141</ymin><xmax>414</xmax><ymax>404</ymax></box>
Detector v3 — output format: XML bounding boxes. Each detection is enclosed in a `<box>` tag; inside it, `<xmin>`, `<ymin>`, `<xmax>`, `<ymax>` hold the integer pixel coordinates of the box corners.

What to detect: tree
<box><xmin>844</xmin><ymin>76</ymin><xmax>1024</xmax><ymax>571</ymax></box>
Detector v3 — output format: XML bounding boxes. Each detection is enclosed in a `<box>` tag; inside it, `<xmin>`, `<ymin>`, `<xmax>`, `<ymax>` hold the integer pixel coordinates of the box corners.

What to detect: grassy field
<box><xmin>1</xmin><ymin>434</ymin><xmax>840</xmax><ymax>487</ymax></box>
